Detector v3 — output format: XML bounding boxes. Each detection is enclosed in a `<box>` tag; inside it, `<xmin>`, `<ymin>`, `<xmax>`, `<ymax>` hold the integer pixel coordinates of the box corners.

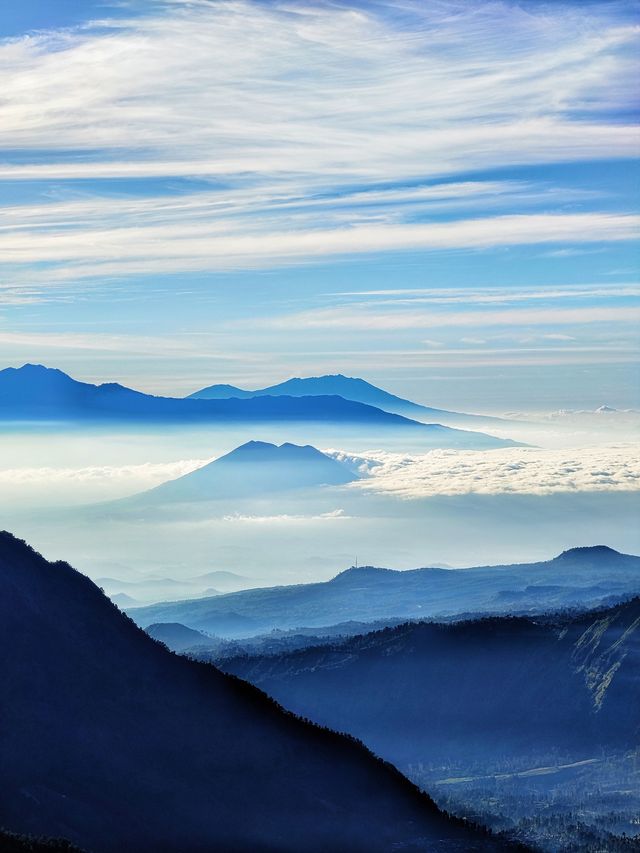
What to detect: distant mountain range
<box><xmin>189</xmin><ymin>373</ymin><xmax>504</xmax><ymax>426</ymax></box>
<box><xmin>130</xmin><ymin>545</ymin><xmax>640</xmax><ymax>637</ymax></box>
<box><xmin>132</xmin><ymin>440</ymin><xmax>358</xmax><ymax>504</ymax></box>
<box><xmin>0</xmin><ymin>364</ymin><xmax>518</xmax><ymax>448</ymax></box>
<box><xmin>0</xmin><ymin>531</ymin><xmax>509</xmax><ymax>852</ymax></box>
<box><xmin>221</xmin><ymin>594</ymin><xmax>640</xmax><ymax>783</ymax></box>
<box><xmin>99</xmin><ymin>567</ymin><xmax>250</xmax><ymax>606</ymax></box>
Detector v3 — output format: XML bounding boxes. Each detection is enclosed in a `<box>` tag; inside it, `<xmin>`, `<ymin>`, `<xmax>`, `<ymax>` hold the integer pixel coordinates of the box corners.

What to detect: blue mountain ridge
<box><xmin>188</xmin><ymin>373</ymin><xmax>505</xmax><ymax>425</ymax></box>
<box><xmin>0</xmin><ymin>364</ymin><xmax>518</xmax><ymax>447</ymax></box>
<box><xmin>129</xmin><ymin>546</ymin><xmax>640</xmax><ymax>637</ymax></box>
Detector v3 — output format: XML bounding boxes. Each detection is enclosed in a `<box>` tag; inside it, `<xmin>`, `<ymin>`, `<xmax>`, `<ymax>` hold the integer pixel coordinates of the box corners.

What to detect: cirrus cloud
<box><xmin>0</xmin><ymin>0</ymin><xmax>638</xmax><ymax>286</ymax></box>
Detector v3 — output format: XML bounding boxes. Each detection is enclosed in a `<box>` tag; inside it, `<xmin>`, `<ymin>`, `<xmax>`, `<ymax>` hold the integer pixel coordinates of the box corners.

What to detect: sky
<box><xmin>0</xmin><ymin>0</ymin><xmax>638</xmax><ymax>412</ymax></box>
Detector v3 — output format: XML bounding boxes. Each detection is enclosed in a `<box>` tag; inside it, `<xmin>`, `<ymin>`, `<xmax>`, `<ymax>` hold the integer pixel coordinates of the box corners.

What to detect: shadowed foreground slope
<box><xmin>0</xmin><ymin>532</ymin><xmax>509</xmax><ymax>853</ymax></box>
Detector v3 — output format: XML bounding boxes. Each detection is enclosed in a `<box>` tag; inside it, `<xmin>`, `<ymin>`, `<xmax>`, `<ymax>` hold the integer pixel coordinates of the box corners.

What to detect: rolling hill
<box><xmin>130</xmin><ymin>546</ymin><xmax>640</xmax><ymax>637</ymax></box>
<box><xmin>0</xmin><ymin>531</ymin><xmax>508</xmax><ymax>852</ymax></box>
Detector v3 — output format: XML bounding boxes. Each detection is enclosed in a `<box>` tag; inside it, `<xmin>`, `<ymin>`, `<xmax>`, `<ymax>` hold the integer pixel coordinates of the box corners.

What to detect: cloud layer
<box><xmin>2</xmin><ymin>442</ymin><xmax>639</xmax><ymax>510</ymax></box>
<box><xmin>0</xmin><ymin>458</ymin><xmax>208</xmax><ymax>506</ymax></box>
<box><xmin>330</xmin><ymin>445</ymin><xmax>640</xmax><ymax>498</ymax></box>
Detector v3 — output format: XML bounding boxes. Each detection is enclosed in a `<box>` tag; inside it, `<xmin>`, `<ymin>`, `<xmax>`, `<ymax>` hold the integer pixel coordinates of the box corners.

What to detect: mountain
<box><xmin>221</xmin><ymin>596</ymin><xmax>640</xmax><ymax>768</ymax></box>
<box><xmin>0</xmin><ymin>364</ymin><xmax>517</xmax><ymax>447</ymax></box>
<box><xmin>193</xmin><ymin>569</ymin><xmax>250</xmax><ymax>590</ymax></box>
<box><xmin>98</xmin><ymin>569</ymin><xmax>250</xmax><ymax>606</ymax></box>
<box><xmin>145</xmin><ymin>622</ymin><xmax>217</xmax><ymax>651</ymax></box>
<box><xmin>108</xmin><ymin>592</ymin><xmax>140</xmax><ymax>608</ymax></box>
<box><xmin>134</xmin><ymin>440</ymin><xmax>359</xmax><ymax>504</ymax></box>
<box><xmin>188</xmin><ymin>373</ymin><xmax>504</xmax><ymax>425</ymax></box>
<box><xmin>130</xmin><ymin>546</ymin><xmax>640</xmax><ymax>637</ymax></box>
<box><xmin>190</xmin><ymin>383</ymin><xmax>255</xmax><ymax>399</ymax></box>
<box><xmin>0</xmin><ymin>531</ymin><xmax>508</xmax><ymax>852</ymax></box>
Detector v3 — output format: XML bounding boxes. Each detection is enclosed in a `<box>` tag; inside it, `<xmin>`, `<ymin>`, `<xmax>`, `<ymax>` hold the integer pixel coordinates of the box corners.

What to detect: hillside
<box><xmin>0</xmin><ymin>531</ymin><xmax>506</xmax><ymax>852</ymax></box>
<box><xmin>221</xmin><ymin>596</ymin><xmax>640</xmax><ymax>769</ymax></box>
<box><xmin>130</xmin><ymin>546</ymin><xmax>640</xmax><ymax>637</ymax></box>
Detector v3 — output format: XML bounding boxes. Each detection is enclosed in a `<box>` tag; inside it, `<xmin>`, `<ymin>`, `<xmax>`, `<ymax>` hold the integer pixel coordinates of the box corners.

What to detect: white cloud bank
<box><xmin>329</xmin><ymin>446</ymin><xmax>640</xmax><ymax>498</ymax></box>
<box><xmin>0</xmin><ymin>459</ymin><xmax>208</xmax><ymax>487</ymax></box>
<box><xmin>0</xmin><ymin>458</ymin><xmax>209</xmax><ymax>506</ymax></box>
<box><xmin>2</xmin><ymin>442</ymin><xmax>639</xmax><ymax>509</ymax></box>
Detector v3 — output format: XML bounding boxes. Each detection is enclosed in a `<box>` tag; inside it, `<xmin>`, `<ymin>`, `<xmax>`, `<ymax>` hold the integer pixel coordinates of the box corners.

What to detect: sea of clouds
<box><xmin>329</xmin><ymin>445</ymin><xmax>640</xmax><ymax>498</ymax></box>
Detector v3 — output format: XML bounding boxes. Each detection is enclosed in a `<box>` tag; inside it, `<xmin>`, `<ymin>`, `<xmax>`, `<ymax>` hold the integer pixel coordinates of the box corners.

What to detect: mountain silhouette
<box><xmin>130</xmin><ymin>546</ymin><xmax>640</xmax><ymax>637</ymax></box>
<box><xmin>188</xmin><ymin>373</ymin><xmax>504</xmax><ymax>425</ymax></box>
<box><xmin>135</xmin><ymin>440</ymin><xmax>358</xmax><ymax>504</ymax></box>
<box><xmin>0</xmin><ymin>364</ymin><xmax>517</xmax><ymax>447</ymax></box>
<box><xmin>146</xmin><ymin>622</ymin><xmax>216</xmax><ymax>651</ymax></box>
<box><xmin>0</xmin><ymin>531</ymin><xmax>507</xmax><ymax>852</ymax></box>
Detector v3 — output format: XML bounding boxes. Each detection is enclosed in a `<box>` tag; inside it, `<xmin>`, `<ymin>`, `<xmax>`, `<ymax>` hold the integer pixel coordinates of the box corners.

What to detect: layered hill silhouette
<box><xmin>189</xmin><ymin>372</ymin><xmax>504</xmax><ymax>426</ymax></box>
<box><xmin>97</xmin><ymin>567</ymin><xmax>250</xmax><ymax>607</ymax></box>
<box><xmin>132</xmin><ymin>440</ymin><xmax>358</xmax><ymax>504</ymax></box>
<box><xmin>0</xmin><ymin>364</ymin><xmax>518</xmax><ymax>448</ymax></box>
<box><xmin>146</xmin><ymin>621</ymin><xmax>216</xmax><ymax>652</ymax></box>
<box><xmin>0</xmin><ymin>531</ymin><xmax>510</xmax><ymax>852</ymax></box>
<box><xmin>130</xmin><ymin>546</ymin><xmax>640</xmax><ymax>637</ymax></box>
<box><xmin>221</xmin><ymin>595</ymin><xmax>640</xmax><ymax>773</ymax></box>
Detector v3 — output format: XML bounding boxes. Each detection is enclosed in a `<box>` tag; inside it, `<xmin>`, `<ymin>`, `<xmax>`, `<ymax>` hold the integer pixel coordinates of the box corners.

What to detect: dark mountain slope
<box><xmin>0</xmin><ymin>531</ymin><xmax>503</xmax><ymax>853</ymax></box>
<box><xmin>135</xmin><ymin>440</ymin><xmax>357</xmax><ymax>504</ymax></box>
<box><xmin>0</xmin><ymin>365</ymin><xmax>517</xmax><ymax>448</ymax></box>
<box><xmin>0</xmin><ymin>830</ymin><xmax>84</xmax><ymax>853</ymax></box>
<box><xmin>221</xmin><ymin>597</ymin><xmax>640</xmax><ymax>771</ymax></box>
<box><xmin>130</xmin><ymin>546</ymin><xmax>640</xmax><ymax>637</ymax></box>
<box><xmin>188</xmin><ymin>373</ymin><xmax>504</xmax><ymax>426</ymax></box>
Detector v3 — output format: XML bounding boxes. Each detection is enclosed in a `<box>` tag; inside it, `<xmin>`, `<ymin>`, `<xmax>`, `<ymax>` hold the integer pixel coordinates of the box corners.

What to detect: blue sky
<box><xmin>0</xmin><ymin>0</ymin><xmax>638</xmax><ymax>411</ymax></box>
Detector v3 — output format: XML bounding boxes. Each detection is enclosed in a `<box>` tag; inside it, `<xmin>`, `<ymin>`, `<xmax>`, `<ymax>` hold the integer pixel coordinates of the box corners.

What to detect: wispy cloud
<box><xmin>0</xmin><ymin>0</ymin><xmax>638</xmax><ymax>284</ymax></box>
<box><xmin>326</xmin><ymin>285</ymin><xmax>640</xmax><ymax>305</ymax></box>
<box><xmin>263</xmin><ymin>304</ymin><xmax>640</xmax><ymax>331</ymax></box>
<box><xmin>221</xmin><ymin>510</ymin><xmax>349</xmax><ymax>524</ymax></box>
<box><xmin>1</xmin><ymin>1</ymin><xmax>636</xmax><ymax>176</ymax></box>
<box><xmin>1</xmin><ymin>213</ymin><xmax>637</xmax><ymax>283</ymax></box>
